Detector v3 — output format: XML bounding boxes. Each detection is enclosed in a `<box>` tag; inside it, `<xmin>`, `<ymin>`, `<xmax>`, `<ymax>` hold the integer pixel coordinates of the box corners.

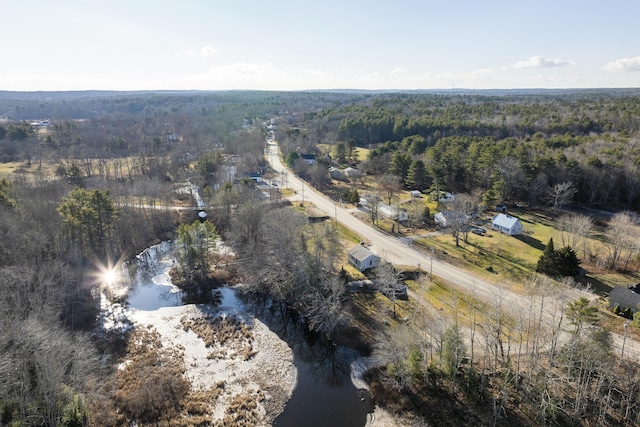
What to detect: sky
<box><xmin>1</xmin><ymin>0</ymin><xmax>639</xmax><ymax>91</ymax></box>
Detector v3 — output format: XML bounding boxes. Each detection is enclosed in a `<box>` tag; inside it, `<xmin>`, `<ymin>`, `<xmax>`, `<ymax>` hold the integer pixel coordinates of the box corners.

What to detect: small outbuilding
<box><xmin>410</xmin><ymin>190</ymin><xmax>422</xmax><ymax>198</ymax></box>
<box><xmin>491</xmin><ymin>213</ymin><xmax>523</xmax><ymax>236</ymax></box>
<box><xmin>348</xmin><ymin>245</ymin><xmax>380</xmax><ymax>272</ymax></box>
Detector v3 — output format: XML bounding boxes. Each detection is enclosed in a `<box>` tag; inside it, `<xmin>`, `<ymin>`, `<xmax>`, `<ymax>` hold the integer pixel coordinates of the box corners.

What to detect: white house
<box><xmin>492</xmin><ymin>213</ymin><xmax>523</xmax><ymax>236</ymax></box>
<box><xmin>301</xmin><ymin>154</ymin><xmax>316</xmax><ymax>165</ymax></box>
<box><xmin>379</xmin><ymin>203</ymin><xmax>408</xmax><ymax>221</ymax></box>
<box><xmin>434</xmin><ymin>211</ymin><xmax>467</xmax><ymax>228</ymax></box>
<box><xmin>348</xmin><ymin>245</ymin><xmax>380</xmax><ymax>272</ymax></box>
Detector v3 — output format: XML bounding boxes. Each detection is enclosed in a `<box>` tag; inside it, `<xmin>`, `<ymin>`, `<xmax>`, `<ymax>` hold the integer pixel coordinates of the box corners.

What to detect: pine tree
<box><xmin>536</xmin><ymin>238</ymin><xmax>558</xmax><ymax>276</ymax></box>
<box><xmin>536</xmin><ymin>238</ymin><xmax>581</xmax><ymax>277</ymax></box>
<box><xmin>555</xmin><ymin>246</ymin><xmax>581</xmax><ymax>276</ymax></box>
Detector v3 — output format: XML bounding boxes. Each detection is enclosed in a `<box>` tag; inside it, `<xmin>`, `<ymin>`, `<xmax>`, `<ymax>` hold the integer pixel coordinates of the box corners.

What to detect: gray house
<box><xmin>610</xmin><ymin>285</ymin><xmax>640</xmax><ymax>313</ymax></box>
<box><xmin>348</xmin><ymin>245</ymin><xmax>380</xmax><ymax>272</ymax></box>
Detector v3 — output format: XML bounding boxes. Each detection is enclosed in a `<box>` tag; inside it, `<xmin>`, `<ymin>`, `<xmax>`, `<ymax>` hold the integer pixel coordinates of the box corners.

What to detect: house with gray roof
<box><xmin>610</xmin><ymin>284</ymin><xmax>640</xmax><ymax>314</ymax></box>
<box><xmin>348</xmin><ymin>245</ymin><xmax>380</xmax><ymax>272</ymax></box>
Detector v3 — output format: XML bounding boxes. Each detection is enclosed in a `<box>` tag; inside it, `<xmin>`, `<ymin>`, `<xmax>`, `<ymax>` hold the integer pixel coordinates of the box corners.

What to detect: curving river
<box><xmin>100</xmin><ymin>241</ymin><xmax>373</xmax><ymax>426</ymax></box>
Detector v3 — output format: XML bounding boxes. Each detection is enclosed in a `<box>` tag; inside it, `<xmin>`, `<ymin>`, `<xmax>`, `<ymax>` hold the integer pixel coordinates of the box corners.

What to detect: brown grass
<box><xmin>221</xmin><ymin>391</ymin><xmax>264</xmax><ymax>427</ymax></box>
<box><xmin>181</xmin><ymin>314</ymin><xmax>256</xmax><ymax>361</ymax></box>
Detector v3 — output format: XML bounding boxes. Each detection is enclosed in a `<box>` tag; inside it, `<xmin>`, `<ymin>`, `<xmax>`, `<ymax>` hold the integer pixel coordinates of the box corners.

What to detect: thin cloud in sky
<box><xmin>604</xmin><ymin>57</ymin><xmax>640</xmax><ymax>72</ymax></box>
<box><xmin>179</xmin><ymin>46</ymin><xmax>217</xmax><ymax>59</ymax></box>
<box><xmin>513</xmin><ymin>56</ymin><xmax>574</xmax><ymax>69</ymax></box>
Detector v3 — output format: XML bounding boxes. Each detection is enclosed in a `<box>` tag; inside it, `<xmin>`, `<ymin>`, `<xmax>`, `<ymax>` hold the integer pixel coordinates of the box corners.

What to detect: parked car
<box><xmin>471</xmin><ymin>227</ymin><xmax>486</xmax><ymax>235</ymax></box>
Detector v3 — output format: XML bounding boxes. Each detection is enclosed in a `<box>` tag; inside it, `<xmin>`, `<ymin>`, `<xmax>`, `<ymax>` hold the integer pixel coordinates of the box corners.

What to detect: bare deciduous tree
<box><xmin>528</xmin><ymin>172</ymin><xmax>549</xmax><ymax>208</ymax></box>
<box><xmin>374</xmin><ymin>260</ymin><xmax>402</xmax><ymax>318</ymax></box>
<box><xmin>377</xmin><ymin>174</ymin><xmax>402</xmax><ymax>205</ymax></box>
<box><xmin>306</xmin><ymin>276</ymin><xmax>348</xmax><ymax>340</ymax></box>
<box><xmin>606</xmin><ymin>211</ymin><xmax>640</xmax><ymax>270</ymax></box>
<box><xmin>443</xmin><ymin>193</ymin><xmax>477</xmax><ymax>245</ymax></box>
<box><xmin>547</xmin><ymin>181</ymin><xmax>577</xmax><ymax>214</ymax></box>
<box><xmin>366</xmin><ymin>194</ymin><xmax>381</xmax><ymax>226</ymax></box>
<box><xmin>555</xmin><ymin>213</ymin><xmax>593</xmax><ymax>259</ymax></box>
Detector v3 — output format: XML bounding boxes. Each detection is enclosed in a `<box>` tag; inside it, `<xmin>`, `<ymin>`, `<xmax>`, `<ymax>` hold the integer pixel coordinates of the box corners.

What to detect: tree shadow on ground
<box><xmin>514</xmin><ymin>233</ymin><xmax>545</xmax><ymax>251</ymax></box>
<box><xmin>575</xmin><ymin>275</ymin><xmax>612</xmax><ymax>297</ymax></box>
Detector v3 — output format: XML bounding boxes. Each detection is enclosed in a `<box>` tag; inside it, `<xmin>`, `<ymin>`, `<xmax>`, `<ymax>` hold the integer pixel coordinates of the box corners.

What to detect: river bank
<box><xmin>127</xmin><ymin>301</ymin><xmax>297</xmax><ymax>424</ymax></box>
<box><xmin>99</xmin><ymin>242</ymin><xmax>297</xmax><ymax>425</ymax></box>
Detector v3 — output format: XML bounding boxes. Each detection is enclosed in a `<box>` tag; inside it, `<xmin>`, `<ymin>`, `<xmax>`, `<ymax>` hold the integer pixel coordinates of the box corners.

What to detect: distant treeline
<box><xmin>283</xmin><ymin>91</ymin><xmax>640</xmax><ymax>211</ymax></box>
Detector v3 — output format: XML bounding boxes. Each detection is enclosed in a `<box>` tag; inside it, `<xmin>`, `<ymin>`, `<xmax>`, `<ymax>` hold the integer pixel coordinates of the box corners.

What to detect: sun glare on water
<box><xmin>103</xmin><ymin>268</ymin><xmax>118</xmax><ymax>286</ymax></box>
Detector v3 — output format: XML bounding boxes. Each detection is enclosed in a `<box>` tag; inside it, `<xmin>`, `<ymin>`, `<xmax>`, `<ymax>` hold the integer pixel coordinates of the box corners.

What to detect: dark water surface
<box><xmin>241</xmin><ymin>296</ymin><xmax>373</xmax><ymax>427</ymax></box>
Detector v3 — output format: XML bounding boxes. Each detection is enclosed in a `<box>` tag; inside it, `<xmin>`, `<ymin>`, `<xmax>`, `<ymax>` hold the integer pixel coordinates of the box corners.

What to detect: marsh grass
<box><xmin>181</xmin><ymin>314</ymin><xmax>256</xmax><ymax>361</ymax></box>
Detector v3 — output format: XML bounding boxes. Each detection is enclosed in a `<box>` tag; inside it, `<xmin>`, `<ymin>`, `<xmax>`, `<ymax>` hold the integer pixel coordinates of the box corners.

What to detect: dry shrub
<box><xmin>181</xmin><ymin>313</ymin><xmax>255</xmax><ymax>361</ymax></box>
<box><xmin>221</xmin><ymin>392</ymin><xmax>261</xmax><ymax>427</ymax></box>
<box><xmin>112</xmin><ymin>328</ymin><xmax>190</xmax><ymax>425</ymax></box>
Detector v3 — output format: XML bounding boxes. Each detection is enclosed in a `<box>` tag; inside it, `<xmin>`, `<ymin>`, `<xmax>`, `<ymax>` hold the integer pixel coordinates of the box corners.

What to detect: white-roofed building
<box><xmin>491</xmin><ymin>213</ymin><xmax>523</xmax><ymax>236</ymax></box>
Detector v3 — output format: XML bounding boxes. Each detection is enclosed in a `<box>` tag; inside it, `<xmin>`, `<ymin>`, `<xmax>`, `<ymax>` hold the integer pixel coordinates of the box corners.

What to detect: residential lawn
<box><xmin>414</xmin><ymin>206</ymin><xmax>636</xmax><ymax>297</ymax></box>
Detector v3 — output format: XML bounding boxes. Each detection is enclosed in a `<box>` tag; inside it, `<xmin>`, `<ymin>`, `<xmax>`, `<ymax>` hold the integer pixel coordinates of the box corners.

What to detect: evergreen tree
<box><xmin>536</xmin><ymin>238</ymin><xmax>580</xmax><ymax>277</ymax></box>
<box><xmin>406</xmin><ymin>159</ymin><xmax>428</xmax><ymax>190</ymax></box>
<box><xmin>536</xmin><ymin>238</ymin><xmax>558</xmax><ymax>276</ymax></box>
<box><xmin>388</xmin><ymin>151</ymin><xmax>411</xmax><ymax>183</ymax></box>
<box><xmin>555</xmin><ymin>246</ymin><xmax>581</xmax><ymax>276</ymax></box>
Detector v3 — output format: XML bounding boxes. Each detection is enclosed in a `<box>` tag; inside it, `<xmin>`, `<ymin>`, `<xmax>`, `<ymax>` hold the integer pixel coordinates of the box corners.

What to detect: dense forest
<box><xmin>276</xmin><ymin>89</ymin><xmax>640</xmax><ymax>211</ymax></box>
<box><xmin>2</xmin><ymin>89</ymin><xmax>640</xmax><ymax>425</ymax></box>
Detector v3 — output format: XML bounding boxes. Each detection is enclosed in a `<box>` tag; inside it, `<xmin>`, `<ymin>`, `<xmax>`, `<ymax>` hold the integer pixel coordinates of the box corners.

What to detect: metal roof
<box><xmin>348</xmin><ymin>245</ymin><xmax>378</xmax><ymax>262</ymax></box>
<box><xmin>492</xmin><ymin>213</ymin><xmax>521</xmax><ymax>229</ymax></box>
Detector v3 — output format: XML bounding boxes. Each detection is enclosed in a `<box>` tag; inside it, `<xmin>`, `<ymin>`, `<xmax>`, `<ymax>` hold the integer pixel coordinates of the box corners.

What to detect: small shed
<box><xmin>348</xmin><ymin>245</ymin><xmax>380</xmax><ymax>272</ymax></box>
<box><xmin>491</xmin><ymin>213</ymin><xmax>523</xmax><ymax>236</ymax></box>
<box><xmin>610</xmin><ymin>285</ymin><xmax>640</xmax><ymax>314</ymax></box>
<box><xmin>410</xmin><ymin>190</ymin><xmax>422</xmax><ymax>198</ymax></box>
<box><xmin>247</xmin><ymin>173</ymin><xmax>263</xmax><ymax>183</ymax></box>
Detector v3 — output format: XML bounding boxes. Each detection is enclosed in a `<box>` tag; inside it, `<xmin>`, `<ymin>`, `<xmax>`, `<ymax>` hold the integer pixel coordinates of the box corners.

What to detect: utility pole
<box><xmin>621</xmin><ymin>320</ymin><xmax>630</xmax><ymax>363</ymax></box>
<box><xmin>430</xmin><ymin>247</ymin><xmax>435</xmax><ymax>278</ymax></box>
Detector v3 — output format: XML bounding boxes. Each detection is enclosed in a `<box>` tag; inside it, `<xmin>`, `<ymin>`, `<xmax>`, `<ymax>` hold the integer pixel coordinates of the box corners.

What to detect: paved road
<box><xmin>267</xmin><ymin>145</ymin><xmax>543</xmax><ymax>310</ymax></box>
<box><xmin>266</xmin><ymin>143</ymin><xmax>640</xmax><ymax>361</ymax></box>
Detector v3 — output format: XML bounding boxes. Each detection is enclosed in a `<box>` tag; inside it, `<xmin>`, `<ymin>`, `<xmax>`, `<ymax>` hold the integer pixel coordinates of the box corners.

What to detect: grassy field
<box><xmin>0</xmin><ymin>161</ymin><xmax>56</xmax><ymax>179</ymax></box>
